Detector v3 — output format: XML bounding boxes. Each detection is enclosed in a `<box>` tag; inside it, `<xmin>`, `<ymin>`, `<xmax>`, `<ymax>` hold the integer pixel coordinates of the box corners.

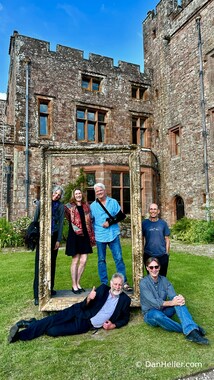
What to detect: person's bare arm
<box><xmin>165</xmin><ymin>236</ymin><xmax>170</xmax><ymax>254</ymax></box>
<box><xmin>163</xmin><ymin>294</ymin><xmax>185</xmax><ymax>307</ymax></box>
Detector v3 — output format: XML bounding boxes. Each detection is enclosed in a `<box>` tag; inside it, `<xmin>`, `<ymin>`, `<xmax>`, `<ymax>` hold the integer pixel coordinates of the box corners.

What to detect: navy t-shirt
<box><xmin>142</xmin><ymin>219</ymin><xmax>170</xmax><ymax>257</ymax></box>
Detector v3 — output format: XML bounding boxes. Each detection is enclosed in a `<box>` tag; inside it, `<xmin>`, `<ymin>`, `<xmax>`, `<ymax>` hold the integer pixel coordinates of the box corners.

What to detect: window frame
<box><xmin>81</xmin><ymin>75</ymin><xmax>102</xmax><ymax>92</ymax></box>
<box><xmin>76</xmin><ymin>107</ymin><xmax>107</xmax><ymax>143</ymax></box>
<box><xmin>131</xmin><ymin>85</ymin><xmax>148</xmax><ymax>100</ymax></box>
<box><xmin>38</xmin><ymin>97</ymin><xmax>52</xmax><ymax>138</ymax></box>
<box><xmin>111</xmin><ymin>171</ymin><xmax>130</xmax><ymax>214</ymax></box>
<box><xmin>85</xmin><ymin>172</ymin><xmax>96</xmax><ymax>203</ymax></box>
<box><xmin>132</xmin><ymin>116</ymin><xmax>147</xmax><ymax>146</ymax></box>
<box><xmin>169</xmin><ymin>125</ymin><xmax>181</xmax><ymax>157</ymax></box>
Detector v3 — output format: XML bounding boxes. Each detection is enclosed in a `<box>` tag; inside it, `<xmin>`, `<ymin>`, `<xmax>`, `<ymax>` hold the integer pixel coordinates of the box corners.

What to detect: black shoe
<box><xmin>16</xmin><ymin>318</ymin><xmax>37</xmax><ymax>328</ymax></box>
<box><xmin>34</xmin><ymin>298</ymin><xmax>39</xmax><ymax>306</ymax></box>
<box><xmin>8</xmin><ymin>324</ymin><xmax>19</xmax><ymax>343</ymax></box>
<box><xmin>186</xmin><ymin>329</ymin><xmax>209</xmax><ymax>345</ymax></box>
<box><xmin>198</xmin><ymin>326</ymin><xmax>206</xmax><ymax>336</ymax></box>
<box><xmin>78</xmin><ymin>287</ymin><xmax>85</xmax><ymax>293</ymax></box>
<box><xmin>72</xmin><ymin>287</ymin><xmax>81</xmax><ymax>294</ymax></box>
<box><xmin>51</xmin><ymin>290</ymin><xmax>57</xmax><ymax>296</ymax></box>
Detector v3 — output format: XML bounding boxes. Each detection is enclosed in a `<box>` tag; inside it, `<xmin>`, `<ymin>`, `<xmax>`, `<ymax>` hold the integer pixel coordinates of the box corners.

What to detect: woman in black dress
<box><xmin>64</xmin><ymin>189</ymin><xmax>95</xmax><ymax>294</ymax></box>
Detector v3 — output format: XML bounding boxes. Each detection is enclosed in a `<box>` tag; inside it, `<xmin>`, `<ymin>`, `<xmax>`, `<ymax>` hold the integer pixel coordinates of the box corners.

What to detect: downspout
<box><xmin>196</xmin><ymin>17</ymin><xmax>210</xmax><ymax>222</ymax></box>
<box><xmin>0</xmin><ymin>125</ymin><xmax>5</xmax><ymax>218</ymax></box>
<box><xmin>25</xmin><ymin>58</ymin><xmax>30</xmax><ymax>215</ymax></box>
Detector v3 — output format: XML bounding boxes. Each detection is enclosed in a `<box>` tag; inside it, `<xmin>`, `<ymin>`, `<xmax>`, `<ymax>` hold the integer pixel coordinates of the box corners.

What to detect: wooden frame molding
<box><xmin>39</xmin><ymin>144</ymin><xmax>143</xmax><ymax>311</ymax></box>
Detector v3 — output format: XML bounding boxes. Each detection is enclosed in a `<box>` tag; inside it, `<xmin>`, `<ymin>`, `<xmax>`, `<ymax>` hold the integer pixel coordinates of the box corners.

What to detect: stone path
<box><xmin>171</xmin><ymin>241</ymin><xmax>214</xmax><ymax>258</ymax></box>
<box><xmin>177</xmin><ymin>368</ymin><xmax>214</xmax><ymax>380</ymax></box>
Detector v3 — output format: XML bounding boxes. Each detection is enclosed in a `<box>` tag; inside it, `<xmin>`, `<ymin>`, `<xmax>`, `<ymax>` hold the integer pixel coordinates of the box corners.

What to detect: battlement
<box><xmin>144</xmin><ymin>0</ymin><xmax>208</xmax><ymax>38</ymax></box>
<box><xmin>10</xmin><ymin>31</ymin><xmax>143</xmax><ymax>76</ymax></box>
<box><xmin>144</xmin><ymin>0</ymin><xmax>205</xmax><ymax>24</ymax></box>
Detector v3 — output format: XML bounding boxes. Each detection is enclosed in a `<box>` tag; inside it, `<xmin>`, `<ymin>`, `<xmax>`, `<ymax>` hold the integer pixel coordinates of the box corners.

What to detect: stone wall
<box><xmin>2</xmin><ymin>32</ymin><xmax>157</xmax><ymax>220</ymax></box>
<box><xmin>143</xmin><ymin>0</ymin><xmax>214</xmax><ymax>223</ymax></box>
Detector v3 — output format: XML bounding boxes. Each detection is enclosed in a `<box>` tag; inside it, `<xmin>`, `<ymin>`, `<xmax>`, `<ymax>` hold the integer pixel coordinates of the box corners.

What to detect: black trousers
<box><xmin>143</xmin><ymin>252</ymin><xmax>169</xmax><ymax>277</ymax></box>
<box><xmin>33</xmin><ymin>231</ymin><xmax>59</xmax><ymax>299</ymax></box>
<box><xmin>18</xmin><ymin>304</ymin><xmax>92</xmax><ymax>341</ymax></box>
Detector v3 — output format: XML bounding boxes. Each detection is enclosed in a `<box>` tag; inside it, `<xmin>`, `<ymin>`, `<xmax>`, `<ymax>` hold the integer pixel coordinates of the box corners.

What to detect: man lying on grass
<box><xmin>140</xmin><ymin>257</ymin><xmax>209</xmax><ymax>345</ymax></box>
<box><xmin>8</xmin><ymin>273</ymin><xmax>131</xmax><ymax>343</ymax></box>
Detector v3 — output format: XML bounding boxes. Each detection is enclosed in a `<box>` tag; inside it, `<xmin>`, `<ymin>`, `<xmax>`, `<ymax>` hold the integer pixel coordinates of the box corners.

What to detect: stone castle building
<box><xmin>0</xmin><ymin>0</ymin><xmax>214</xmax><ymax>225</ymax></box>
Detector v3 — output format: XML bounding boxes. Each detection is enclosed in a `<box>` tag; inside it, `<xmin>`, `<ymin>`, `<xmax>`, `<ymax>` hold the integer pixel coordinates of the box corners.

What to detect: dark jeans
<box><xmin>33</xmin><ymin>231</ymin><xmax>59</xmax><ymax>299</ymax></box>
<box><xmin>143</xmin><ymin>252</ymin><xmax>169</xmax><ymax>276</ymax></box>
<box><xmin>18</xmin><ymin>304</ymin><xmax>92</xmax><ymax>341</ymax></box>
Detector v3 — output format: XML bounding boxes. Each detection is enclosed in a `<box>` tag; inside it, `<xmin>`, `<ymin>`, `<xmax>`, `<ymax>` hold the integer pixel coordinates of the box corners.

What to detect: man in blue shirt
<box><xmin>90</xmin><ymin>183</ymin><xmax>132</xmax><ymax>292</ymax></box>
<box><xmin>140</xmin><ymin>257</ymin><xmax>209</xmax><ymax>345</ymax></box>
<box><xmin>142</xmin><ymin>203</ymin><xmax>170</xmax><ymax>276</ymax></box>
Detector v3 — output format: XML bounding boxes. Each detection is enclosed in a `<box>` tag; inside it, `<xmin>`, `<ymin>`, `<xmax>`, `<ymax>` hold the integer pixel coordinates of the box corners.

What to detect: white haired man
<box><xmin>8</xmin><ymin>273</ymin><xmax>131</xmax><ymax>343</ymax></box>
<box><xmin>90</xmin><ymin>183</ymin><xmax>132</xmax><ymax>292</ymax></box>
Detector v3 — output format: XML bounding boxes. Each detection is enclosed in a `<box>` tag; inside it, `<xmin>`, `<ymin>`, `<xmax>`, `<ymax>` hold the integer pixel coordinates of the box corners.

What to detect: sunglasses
<box><xmin>148</xmin><ymin>265</ymin><xmax>159</xmax><ymax>270</ymax></box>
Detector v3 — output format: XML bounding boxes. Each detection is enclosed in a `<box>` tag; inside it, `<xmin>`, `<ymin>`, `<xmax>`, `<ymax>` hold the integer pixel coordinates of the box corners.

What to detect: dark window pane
<box><xmin>112</xmin><ymin>173</ymin><xmax>120</xmax><ymax>186</ymax></box>
<box><xmin>123</xmin><ymin>187</ymin><xmax>130</xmax><ymax>201</ymax></box>
<box><xmin>86</xmin><ymin>173</ymin><xmax>95</xmax><ymax>186</ymax></box>
<box><xmin>123</xmin><ymin>173</ymin><xmax>130</xmax><ymax>187</ymax></box>
<box><xmin>98</xmin><ymin>113</ymin><xmax>105</xmax><ymax>122</ymax></box>
<box><xmin>77</xmin><ymin>110</ymin><xmax>85</xmax><ymax>119</ymax></box>
<box><xmin>112</xmin><ymin>188</ymin><xmax>120</xmax><ymax>204</ymax></box>
<box><xmin>40</xmin><ymin>116</ymin><xmax>48</xmax><ymax>135</ymax></box>
<box><xmin>77</xmin><ymin>121</ymin><xmax>85</xmax><ymax>140</ymax></box>
<box><xmin>132</xmin><ymin>87</ymin><xmax>137</xmax><ymax>98</ymax></box>
<box><xmin>140</xmin><ymin>119</ymin><xmax>145</xmax><ymax>128</ymax></box>
<box><xmin>132</xmin><ymin>118</ymin><xmax>137</xmax><ymax>127</ymax></box>
<box><xmin>123</xmin><ymin>202</ymin><xmax>130</xmax><ymax>214</ymax></box>
<box><xmin>98</xmin><ymin>124</ymin><xmax>105</xmax><ymax>142</ymax></box>
<box><xmin>87</xmin><ymin>189</ymin><xmax>95</xmax><ymax>203</ymax></box>
<box><xmin>139</xmin><ymin>88</ymin><xmax>145</xmax><ymax>99</ymax></box>
<box><xmin>88</xmin><ymin>123</ymin><xmax>95</xmax><ymax>141</ymax></box>
<box><xmin>140</xmin><ymin>129</ymin><xmax>145</xmax><ymax>146</ymax></box>
<box><xmin>132</xmin><ymin>128</ymin><xmax>137</xmax><ymax>144</ymax></box>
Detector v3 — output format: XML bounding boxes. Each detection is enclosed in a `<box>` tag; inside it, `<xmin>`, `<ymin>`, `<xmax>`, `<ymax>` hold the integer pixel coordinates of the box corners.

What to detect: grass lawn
<box><xmin>0</xmin><ymin>239</ymin><xmax>213</xmax><ymax>380</ymax></box>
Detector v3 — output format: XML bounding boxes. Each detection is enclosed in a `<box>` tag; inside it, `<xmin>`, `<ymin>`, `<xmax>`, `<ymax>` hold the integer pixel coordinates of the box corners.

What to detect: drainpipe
<box><xmin>25</xmin><ymin>58</ymin><xmax>30</xmax><ymax>215</ymax></box>
<box><xmin>196</xmin><ymin>16</ymin><xmax>210</xmax><ymax>222</ymax></box>
<box><xmin>0</xmin><ymin>125</ymin><xmax>5</xmax><ymax>218</ymax></box>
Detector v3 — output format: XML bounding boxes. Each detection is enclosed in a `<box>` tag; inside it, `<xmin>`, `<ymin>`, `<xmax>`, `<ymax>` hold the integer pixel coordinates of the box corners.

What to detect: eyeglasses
<box><xmin>148</xmin><ymin>265</ymin><xmax>159</xmax><ymax>270</ymax></box>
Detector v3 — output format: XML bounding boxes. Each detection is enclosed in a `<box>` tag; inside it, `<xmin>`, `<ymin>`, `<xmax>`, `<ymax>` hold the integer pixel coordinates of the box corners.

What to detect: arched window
<box><xmin>176</xmin><ymin>196</ymin><xmax>185</xmax><ymax>220</ymax></box>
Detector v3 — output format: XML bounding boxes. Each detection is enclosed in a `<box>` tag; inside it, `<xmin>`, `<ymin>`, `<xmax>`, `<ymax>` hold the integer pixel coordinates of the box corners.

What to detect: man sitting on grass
<box><xmin>140</xmin><ymin>257</ymin><xmax>209</xmax><ymax>345</ymax></box>
<box><xmin>8</xmin><ymin>273</ymin><xmax>131</xmax><ymax>343</ymax></box>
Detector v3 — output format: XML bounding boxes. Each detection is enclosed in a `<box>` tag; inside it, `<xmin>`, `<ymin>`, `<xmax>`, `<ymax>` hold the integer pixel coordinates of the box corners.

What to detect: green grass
<box><xmin>0</xmin><ymin>240</ymin><xmax>213</xmax><ymax>380</ymax></box>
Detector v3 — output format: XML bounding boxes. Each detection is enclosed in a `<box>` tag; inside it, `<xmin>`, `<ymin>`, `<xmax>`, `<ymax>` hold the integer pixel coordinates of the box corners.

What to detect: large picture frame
<box><xmin>38</xmin><ymin>144</ymin><xmax>143</xmax><ymax>311</ymax></box>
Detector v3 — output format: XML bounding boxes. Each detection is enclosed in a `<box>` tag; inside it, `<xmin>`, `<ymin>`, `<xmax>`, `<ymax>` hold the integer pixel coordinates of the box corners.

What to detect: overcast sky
<box><xmin>0</xmin><ymin>0</ymin><xmax>158</xmax><ymax>94</ymax></box>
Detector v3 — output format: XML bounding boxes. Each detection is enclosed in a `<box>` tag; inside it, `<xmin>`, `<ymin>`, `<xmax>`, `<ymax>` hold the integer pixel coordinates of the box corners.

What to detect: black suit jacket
<box><xmin>78</xmin><ymin>284</ymin><xmax>131</xmax><ymax>328</ymax></box>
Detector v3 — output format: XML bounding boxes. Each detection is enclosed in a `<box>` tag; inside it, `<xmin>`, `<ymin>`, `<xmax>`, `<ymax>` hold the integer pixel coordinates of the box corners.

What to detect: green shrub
<box><xmin>171</xmin><ymin>217</ymin><xmax>214</xmax><ymax>243</ymax></box>
<box><xmin>63</xmin><ymin>168</ymin><xmax>86</xmax><ymax>204</ymax></box>
<box><xmin>0</xmin><ymin>217</ymin><xmax>31</xmax><ymax>249</ymax></box>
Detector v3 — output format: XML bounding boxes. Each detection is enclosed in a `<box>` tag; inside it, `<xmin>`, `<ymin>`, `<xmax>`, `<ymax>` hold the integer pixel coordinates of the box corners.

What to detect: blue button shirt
<box><xmin>90</xmin><ymin>197</ymin><xmax>121</xmax><ymax>242</ymax></box>
<box><xmin>90</xmin><ymin>292</ymin><xmax>119</xmax><ymax>328</ymax></box>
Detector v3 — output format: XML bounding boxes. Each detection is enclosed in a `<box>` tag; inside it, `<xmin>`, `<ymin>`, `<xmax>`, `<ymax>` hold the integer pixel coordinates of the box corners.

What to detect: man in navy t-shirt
<box><xmin>142</xmin><ymin>203</ymin><xmax>170</xmax><ymax>276</ymax></box>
